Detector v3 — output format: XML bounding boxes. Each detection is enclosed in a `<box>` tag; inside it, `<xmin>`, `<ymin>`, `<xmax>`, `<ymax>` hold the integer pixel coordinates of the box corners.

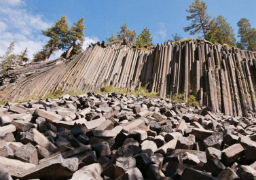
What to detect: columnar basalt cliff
<box><xmin>0</xmin><ymin>39</ymin><xmax>256</xmax><ymax>116</ymax></box>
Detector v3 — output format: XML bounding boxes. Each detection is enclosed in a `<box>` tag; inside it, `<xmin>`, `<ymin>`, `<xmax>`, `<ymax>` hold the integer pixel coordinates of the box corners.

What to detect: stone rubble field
<box><xmin>1</xmin><ymin>92</ymin><xmax>256</xmax><ymax>180</ymax></box>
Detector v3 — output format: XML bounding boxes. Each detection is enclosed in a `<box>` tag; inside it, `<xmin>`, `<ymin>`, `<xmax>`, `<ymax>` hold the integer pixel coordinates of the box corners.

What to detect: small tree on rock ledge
<box><xmin>184</xmin><ymin>0</ymin><xmax>210</xmax><ymax>39</ymax></box>
<box><xmin>136</xmin><ymin>27</ymin><xmax>153</xmax><ymax>48</ymax></box>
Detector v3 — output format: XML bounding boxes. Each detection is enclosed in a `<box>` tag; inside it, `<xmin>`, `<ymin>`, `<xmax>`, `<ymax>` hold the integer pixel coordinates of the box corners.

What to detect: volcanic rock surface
<box><xmin>0</xmin><ymin>92</ymin><xmax>256</xmax><ymax>179</ymax></box>
<box><xmin>1</xmin><ymin>39</ymin><xmax>256</xmax><ymax>116</ymax></box>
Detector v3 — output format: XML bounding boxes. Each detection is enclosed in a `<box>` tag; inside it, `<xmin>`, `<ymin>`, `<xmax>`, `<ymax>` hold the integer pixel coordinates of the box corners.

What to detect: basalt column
<box><xmin>0</xmin><ymin>40</ymin><xmax>256</xmax><ymax>116</ymax></box>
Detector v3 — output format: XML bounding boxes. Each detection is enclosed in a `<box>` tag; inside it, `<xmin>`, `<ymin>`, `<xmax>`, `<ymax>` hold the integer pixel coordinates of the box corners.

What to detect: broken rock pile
<box><xmin>1</xmin><ymin>92</ymin><xmax>256</xmax><ymax>180</ymax></box>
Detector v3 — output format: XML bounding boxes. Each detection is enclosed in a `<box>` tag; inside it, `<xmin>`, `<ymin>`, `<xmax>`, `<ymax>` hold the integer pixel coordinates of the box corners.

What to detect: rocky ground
<box><xmin>1</xmin><ymin>92</ymin><xmax>256</xmax><ymax>180</ymax></box>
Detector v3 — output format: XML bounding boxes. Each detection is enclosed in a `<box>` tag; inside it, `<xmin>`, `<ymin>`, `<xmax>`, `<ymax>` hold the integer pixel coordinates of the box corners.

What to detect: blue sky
<box><xmin>0</xmin><ymin>0</ymin><xmax>256</xmax><ymax>58</ymax></box>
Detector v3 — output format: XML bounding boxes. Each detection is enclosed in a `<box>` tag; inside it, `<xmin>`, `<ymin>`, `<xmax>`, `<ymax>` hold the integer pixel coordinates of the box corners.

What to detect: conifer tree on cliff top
<box><xmin>64</xmin><ymin>18</ymin><xmax>85</xmax><ymax>59</ymax></box>
<box><xmin>205</xmin><ymin>16</ymin><xmax>236</xmax><ymax>46</ymax></box>
<box><xmin>237</xmin><ymin>18</ymin><xmax>256</xmax><ymax>51</ymax></box>
<box><xmin>34</xmin><ymin>16</ymin><xmax>68</xmax><ymax>62</ymax></box>
<box><xmin>34</xmin><ymin>16</ymin><xmax>85</xmax><ymax>61</ymax></box>
<box><xmin>136</xmin><ymin>27</ymin><xmax>153</xmax><ymax>48</ymax></box>
<box><xmin>184</xmin><ymin>0</ymin><xmax>210</xmax><ymax>38</ymax></box>
<box><xmin>107</xmin><ymin>24</ymin><xmax>136</xmax><ymax>44</ymax></box>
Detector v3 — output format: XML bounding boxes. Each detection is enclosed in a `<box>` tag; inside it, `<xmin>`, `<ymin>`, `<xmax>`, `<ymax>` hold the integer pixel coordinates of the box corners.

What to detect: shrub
<box><xmin>44</xmin><ymin>88</ymin><xmax>64</xmax><ymax>99</ymax></box>
<box><xmin>100</xmin><ymin>85</ymin><xmax>159</xmax><ymax>98</ymax></box>
<box><xmin>172</xmin><ymin>93</ymin><xmax>199</xmax><ymax>107</ymax></box>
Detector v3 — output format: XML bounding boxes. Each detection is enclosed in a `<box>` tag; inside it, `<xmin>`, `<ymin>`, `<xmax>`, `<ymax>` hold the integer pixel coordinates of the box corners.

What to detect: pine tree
<box><xmin>184</xmin><ymin>0</ymin><xmax>210</xmax><ymax>38</ymax></box>
<box><xmin>117</xmin><ymin>24</ymin><xmax>136</xmax><ymax>43</ymax></box>
<box><xmin>107</xmin><ymin>24</ymin><xmax>136</xmax><ymax>44</ymax></box>
<box><xmin>18</xmin><ymin>48</ymin><xmax>29</xmax><ymax>64</ymax></box>
<box><xmin>237</xmin><ymin>18</ymin><xmax>256</xmax><ymax>51</ymax></box>
<box><xmin>33</xmin><ymin>47</ymin><xmax>47</xmax><ymax>62</ymax></box>
<box><xmin>65</xmin><ymin>18</ymin><xmax>85</xmax><ymax>59</ymax></box>
<box><xmin>106</xmin><ymin>34</ymin><xmax>116</xmax><ymax>42</ymax></box>
<box><xmin>35</xmin><ymin>16</ymin><xmax>69</xmax><ymax>61</ymax></box>
<box><xmin>135</xmin><ymin>27</ymin><xmax>153</xmax><ymax>48</ymax></box>
<box><xmin>205</xmin><ymin>16</ymin><xmax>236</xmax><ymax>46</ymax></box>
<box><xmin>0</xmin><ymin>42</ymin><xmax>18</xmax><ymax>71</ymax></box>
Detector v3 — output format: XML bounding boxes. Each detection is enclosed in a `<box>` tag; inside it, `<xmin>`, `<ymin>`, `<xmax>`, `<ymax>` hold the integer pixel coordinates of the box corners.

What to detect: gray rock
<box><xmin>218</xmin><ymin>168</ymin><xmax>239</xmax><ymax>180</ymax></box>
<box><xmin>121</xmin><ymin>167</ymin><xmax>144</xmax><ymax>180</ymax></box>
<box><xmin>141</xmin><ymin>140</ymin><xmax>157</xmax><ymax>156</ymax></box>
<box><xmin>203</xmin><ymin>132</ymin><xmax>223</xmax><ymax>149</ymax></box>
<box><xmin>71</xmin><ymin>163</ymin><xmax>102</xmax><ymax>180</ymax></box>
<box><xmin>92</xmin><ymin>141</ymin><xmax>111</xmax><ymax>157</ymax></box>
<box><xmin>116</xmin><ymin>156</ymin><xmax>136</xmax><ymax>171</ymax></box>
<box><xmin>237</xmin><ymin>165</ymin><xmax>256</xmax><ymax>180</ymax></box>
<box><xmin>222</xmin><ymin>143</ymin><xmax>244</xmax><ymax>165</ymax></box>
<box><xmin>181</xmin><ymin>168</ymin><xmax>216</xmax><ymax>180</ymax></box>
<box><xmin>176</xmin><ymin>135</ymin><xmax>195</xmax><ymax>150</ymax></box>
<box><xmin>14</xmin><ymin>143</ymin><xmax>38</xmax><ymax>164</ymax></box>
<box><xmin>0</xmin><ymin>115</ymin><xmax>12</xmax><ymax>125</ymax></box>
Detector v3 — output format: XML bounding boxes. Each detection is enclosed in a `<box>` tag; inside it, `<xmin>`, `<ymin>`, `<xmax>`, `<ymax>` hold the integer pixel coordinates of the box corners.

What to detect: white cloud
<box><xmin>50</xmin><ymin>50</ymin><xmax>64</xmax><ymax>60</ymax></box>
<box><xmin>0</xmin><ymin>0</ymin><xmax>23</xmax><ymax>6</ymax></box>
<box><xmin>0</xmin><ymin>0</ymin><xmax>99</xmax><ymax>60</ymax></box>
<box><xmin>0</xmin><ymin>0</ymin><xmax>50</xmax><ymax>59</ymax></box>
<box><xmin>0</xmin><ymin>21</ymin><xmax>7</xmax><ymax>32</ymax></box>
<box><xmin>155</xmin><ymin>22</ymin><xmax>167</xmax><ymax>42</ymax></box>
<box><xmin>82</xmin><ymin>36</ymin><xmax>99</xmax><ymax>50</ymax></box>
<box><xmin>49</xmin><ymin>36</ymin><xmax>99</xmax><ymax>60</ymax></box>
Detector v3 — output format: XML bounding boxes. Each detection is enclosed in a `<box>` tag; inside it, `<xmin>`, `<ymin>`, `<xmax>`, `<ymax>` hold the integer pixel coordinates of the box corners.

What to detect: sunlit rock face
<box><xmin>1</xmin><ymin>39</ymin><xmax>256</xmax><ymax>116</ymax></box>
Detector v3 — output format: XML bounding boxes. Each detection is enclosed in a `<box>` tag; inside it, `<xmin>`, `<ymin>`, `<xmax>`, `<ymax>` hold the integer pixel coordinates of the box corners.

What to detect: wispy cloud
<box><xmin>82</xmin><ymin>36</ymin><xmax>99</xmax><ymax>50</ymax></box>
<box><xmin>0</xmin><ymin>0</ymin><xmax>24</xmax><ymax>6</ymax></box>
<box><xmin>0</xmin><ymin>0</ymin><xmax>50</xmax><ymax>58</ymax></box>
<box><xmin>50</xmin><ymin>37</ymin><xmax>99</xmax><ymax>60</ymax></box>
<box><xmin>154</xmin><ymin>22</ymin><xmax>168</xmax><ymax>42</ymax></box>
<box><xmin>0</xmin><ymin>0</ymin><xmax>99</xmax><ymax>60</ymax></box>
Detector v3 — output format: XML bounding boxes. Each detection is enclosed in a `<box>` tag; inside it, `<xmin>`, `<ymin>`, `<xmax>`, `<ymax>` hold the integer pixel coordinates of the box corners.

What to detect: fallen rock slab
<box><xmin>70</xmin><ymin>163</ymin><xmax>103</xmax><ymax>180</ymax></box>
<box><xmin>21</xmin><ymin>154</ymin><xmax>78</xmax><ymax>180</ymax></box>
<box><xmin>0</xmin><ymin>156</ymin><xmax>35</xmax><ymax>178</ymax></box>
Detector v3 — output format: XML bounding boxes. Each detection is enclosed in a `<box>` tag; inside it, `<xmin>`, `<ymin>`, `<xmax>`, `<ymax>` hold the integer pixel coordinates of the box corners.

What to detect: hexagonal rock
<box><xmin>192</xmin><ymin>127</ymin><xmax>214</xmax><ymax>139</ymax></box>
<box><xmin>116</xmin><ymin>156</ymin><xmax>136</xmax><ymax>171</ymax></box>
<box><xmin>181</xmin><ymin>152</ymin><xmax>200</xmax><ymax>166</ymax></box>
<box><xmin>121</xmin><ymin>168</ymin><xmax>144</xmax><ymax>180</ymax></box>
<box><xmin>218</xmin><ymin>167</ymin><xmax>239</xmax><ymax>180</ymax></box>
<box><xmin>102</xmin><ymin>164</ymin><xmax>125</xmax><ymax>179</ymax></box>
<box><xmin>0</xmin><ymin>156</ymin><xmax>35</xmax><ymax>178</ymax></box>
<box><xmin>21</xmin><ymin>154</ymin><xmax>78</xmax><ymax>180</ymax></box>
<box><xmin>0</xmin><ymin>125</ymin><xmax>16</xmax><ymax>138</ymax></box>
<box><xmin>92</xmin><ymin>141</ymin><xmax>111</xmax><ymax>157</ymax></box>
<box><xmin>203</xmin><ymin>132</ymin><xmax>223</xmax><ymax>149</ymax></box>
<box><xmin>154</xmin><ymin>135</ymin><xmax>165</xmax><ymax>147</ymax></box>
<box><xmin>176</xmin><ymin>136</ymin><xmax>195</xmax><ymax>150</ymax></box>
<box><xmin>174</xmin><ymin>149</ymin><xmax>207</xmax><ymax>165</ymax></box>
<box><xmin>117</xmin><ymin>138</ymin><xmax>140</xmax><ymax>157</ymax></box>
<box><xmin>155</xmin><ymin>138</ymin><xmax>177</xmax><ymax>155</ymax></box>
<box><xmin>35</xmin><ymin>109</ymin><xmax>62</xmax><ymax>123</ymax></box>
<box><xmin>0</xmin><ymin>167</ymin><xmax>12</xmax><ymax>180</ymax></box>
<box><xmin>206</xmin><ymin>147</ymin><xmax>222</xmax><ymax>160</ymax></box>
<box><xmin>237</xmin><ymin>165</ymin><xmax>256</xmax><ymax>180</ymax></box>
<box><xmin>222</xmin><ymin>143</ymin><xmax>244</xmax><ymax>165</ymax></box>
<box><xmin>240</xmin><ymin>136</ymin><xmax>256</xmax><ymax>161</ymax></box>
<box><xmin>181</xmin><ymin>168</ymin><xmax>216</xmax><ymax>180</ymax></box>
<box><xmin>204</xmin><ymin>158</ymin><xmax>226</xmax><ymax>176</ymax></box>
<box><xmin>14</xmin><ymin>143</ymin><xmax>38</xmax><ymax>164</ymax></box>
<box><xmin>141</xmin><ymin>140</ymin><xmax>157</xmax><ymax>156</ymax></box>
<box><xmin>0</xmin><ymin>115</ymin><xmax>12</xmax><ymax>125</ymax></box>
<box><xmin>70</xmin><ymin>163</ymin><xmax>102</xmax><ymax>180</ymax></box>
<box><xmin>0</xmin><ymin>142</ymin><xmax>14</xmax><ymax>158</ymax></box>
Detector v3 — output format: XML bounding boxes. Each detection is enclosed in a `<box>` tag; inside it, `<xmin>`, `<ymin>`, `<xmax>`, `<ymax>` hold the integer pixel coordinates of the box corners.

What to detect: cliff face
<box><xmin>1</xmin><ymin>39</ymin><xmax>256</xmax><ymax>116</ymax></box>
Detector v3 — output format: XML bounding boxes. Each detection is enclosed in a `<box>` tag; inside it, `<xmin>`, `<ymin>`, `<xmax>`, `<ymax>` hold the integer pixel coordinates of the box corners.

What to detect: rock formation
<box><xmin>0</xmin><ymin>39</ymin><xmax>256</xmax><ymax>116</ymax></box>
<box><xmin>0</xmin><ymin>93</ymin><xmax>256</xmax><ymax>180</ymax></box>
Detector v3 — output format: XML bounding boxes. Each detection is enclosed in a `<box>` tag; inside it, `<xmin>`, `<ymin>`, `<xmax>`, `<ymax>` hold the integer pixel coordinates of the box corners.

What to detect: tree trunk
<box><xmin>199</xmin><ymin>14</ymin><xmax>207</xmax><ymax>39</ymax></box>
<box><xmin>65</xmin><ymin>45</ymin><xmax>74</xmax><ymax>59</ymax></box>
<box><xmin>44</xmin><ymin>45</ymin><xmax>55</xmax><ymax>62</ymax></box>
